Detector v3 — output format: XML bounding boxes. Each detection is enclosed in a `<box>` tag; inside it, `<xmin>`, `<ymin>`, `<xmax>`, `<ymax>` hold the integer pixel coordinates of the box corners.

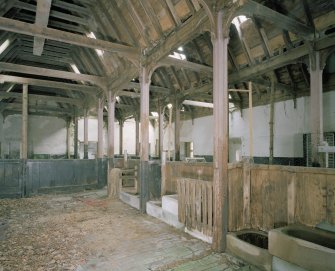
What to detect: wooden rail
<box><xmin>177</xmin><ymin>178</ymin><xmax>213</xmax><ymax>236</ymax></box>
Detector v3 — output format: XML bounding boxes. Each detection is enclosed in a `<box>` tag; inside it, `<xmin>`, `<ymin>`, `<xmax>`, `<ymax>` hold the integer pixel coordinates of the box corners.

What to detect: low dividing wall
<box><xmin>168</xmin><ymin>161</ymin><xmax>335</xmax><ymax>232</ymax></box>
<box><xmin>0</xmin><ymin>159</ymin><xmax>108</xmax><ymax>198</ymax></box>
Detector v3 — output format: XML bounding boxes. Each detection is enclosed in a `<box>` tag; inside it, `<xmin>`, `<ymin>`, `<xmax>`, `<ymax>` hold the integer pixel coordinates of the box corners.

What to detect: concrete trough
<box><xmin>119</xmin><ymin>191</ymin><xmax>140</xmax><ymax>210</ymax></box>
<box><xmin>269</xmin><ymin>224</ymin><xmax>335</xmax><ymax>271</ymax></box>
<box><xmin>146</xmin><ymin>195</ymin><xmax>184</xmax><ymax>229</ymax></box>
<box><xmin>227</xmin><ymin>230</ymin><xmax>272</xmax><ymax>271</ymax></box>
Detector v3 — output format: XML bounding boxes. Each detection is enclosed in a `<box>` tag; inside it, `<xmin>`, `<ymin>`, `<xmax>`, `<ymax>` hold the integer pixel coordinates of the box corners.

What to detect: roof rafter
<box><xmin>0</xmin><ymin>62</ymin><xmax>106</xmax><ymax>88</ymax></box>
<box><xmin>239</xmin><ymin>0</ymin><xmax>315</xmax><ymax>40</ymax></box>
<box><xmin>0</xmin><ymin>17</ymin><xmax>140</xmax><ymax>60</ymax></box>
<box><xmin>0</xmin><ymin>75</ymin><xmax>101</xmax><ymax>94</ymax></box>
<box><xmin>33</xmin><ymin>0</ymin><xmax>52</xmax><ymax>56</ymax></box>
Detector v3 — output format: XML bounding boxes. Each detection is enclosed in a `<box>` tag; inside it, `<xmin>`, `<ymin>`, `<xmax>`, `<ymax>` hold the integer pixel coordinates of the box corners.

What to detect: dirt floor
<box><xmin>0</xmin><ymin>190</ymin><xmax>247</xmax><ymax>271</ymax></box>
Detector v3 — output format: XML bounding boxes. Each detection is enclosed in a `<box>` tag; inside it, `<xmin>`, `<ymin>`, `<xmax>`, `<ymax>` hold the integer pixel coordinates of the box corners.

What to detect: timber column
<box><xmin>212</xmin><ymin>11</ymin><xmax>229</xmax><ymax>252</ymax></box>
<box><xmin>97</xmin><ymin>96</ymin><xmax>104</xmax><ymax>158</ymax></box>
<box><xmin>158</xmin><ymin>103</ymin><xmax>164</xmax><ymax>159</ymax></box>
<box><xmin>107</xmin><ymin>90</ymin><xmax>115</xmax><ymax>159</ymax></box>
<box><xmin>135</xmin><ymin>114</ymin><xmax>140</xmax><ymax>156</ymax></box>
<box><xmin>139</xmin><ymin>66</ymin><xmax>150</xmax><ymax>212</ymax></box>
<box><xmin>21</xmin><ymin>84</ymin><xmax>28</xmax><ymax>159</ymax></box>
<box><xmin>84</xmin><ymin>110</ymin><xmax>89</xmax><ymax>159</ymax></box>
<box><xmin>66</xmin><ymin>118</ymin><xmax>71</xmax><ymax>159</ymax></box>
<box><xmin>119</xmin><ymin>119</ymin><xmax>124</xmax><ymax>155</ymax></box>
<box><xmin>73</xmin><ymin>112</ymin><xmax>78</xmax><ymax>159</ymax></box>
<box><xmin>174</xmin><ymin>99</ymin><xmax>181</xmax><ymax>161</ymax></box>
<box><xmin>309</xmin><ymin>51</ymin><xmax>324</xmax><ymax>166</ymax></box>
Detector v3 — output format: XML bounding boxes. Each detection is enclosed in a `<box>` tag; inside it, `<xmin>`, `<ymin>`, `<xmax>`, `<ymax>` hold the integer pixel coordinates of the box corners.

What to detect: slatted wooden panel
<box><xmin>172</xmin><ymin>162</ymin><xmax>335</xmax><ymax>233</ymax></box>
<box><xmin>177</xmin><ymin>178</ymin><xmax>213</xmax><ymax>236</ymax></box>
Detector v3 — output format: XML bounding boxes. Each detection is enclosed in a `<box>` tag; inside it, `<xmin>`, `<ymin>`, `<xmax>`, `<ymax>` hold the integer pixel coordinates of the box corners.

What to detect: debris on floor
<box><xmin>0</xmin><ymin>190</ymin><xmax>246</xmax><ymax>271</ymax></box>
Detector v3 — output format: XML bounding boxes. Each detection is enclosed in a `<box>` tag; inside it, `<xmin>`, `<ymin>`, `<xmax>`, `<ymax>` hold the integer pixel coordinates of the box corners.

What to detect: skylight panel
<box><xmin>87</xmin><ymin>32</ymin><xmax>104</xmax><ymax>56</ymax></box>
<box><xmin>232</xmin><ymin>15</ymin><xmax>249</xmax><ymax>28</ymax></box>
<box><xmin>0</xmin><ymin>39</ymin><xmax>10</xmax><ymax>55</ymax></box>
<box><xmin>70</xmin><ymin>64</ymin><xmax>81</xmax><ymax>74</ymax></box>
<box><xmin>169</xmin><ymin>51</ymin><xmax>186</xmax><ymax>60</ymax></box>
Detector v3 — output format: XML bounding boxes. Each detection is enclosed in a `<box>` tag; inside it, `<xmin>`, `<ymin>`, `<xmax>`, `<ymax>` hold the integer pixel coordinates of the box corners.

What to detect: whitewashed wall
<box><xmin>1</xmin><ymin>115</ymin><xmax>67</xmax><ymax>157</ymax></box>
<box><xmin>1</xmin><ymin>91</ymin><xmax>333</xmax><ymax>159</ymax></box>
<box><xmin>171</xmin><ymin>91</ymin><xmax>335</xmax><ymax>161</ymax></box>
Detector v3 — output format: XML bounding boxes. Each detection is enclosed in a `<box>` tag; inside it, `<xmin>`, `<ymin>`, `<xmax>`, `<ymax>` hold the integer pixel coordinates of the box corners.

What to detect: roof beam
<box><xmin>240</xmin><ymin>0</ymin><xmax>315</xmax><ymax>39</ymax></box>
<box><xmin>160</xmin><ymin>57</ymin><xmax>213</xmax><ymax>74</ymax></box>
<box><xmin>0</xmin><ymin>92</ymin><xmax>82</xmax><ymax>106</ymax></box>
<box><xmin>15</xmin><ymin>1</ymin><xmax>89</xmax><ymax>26</ymax></box>
<box><xmin>142</xmin><ymin>9</ymin><xmax>209</xmax><ymax>66</ymax></box>
<box><xmin>164</xmin><ymin>0</ymin><xmax>181</xmax><ymax>26</ymax></box>
<box><xmin>2</xmin><ymin>102</ymin><xmax>74</xmax><ymax>114</ymax></box>
<box><xmin>230</xmin><ymin>35</ymin><xmax>335</xmax><ymax>83</ymax></box>
<box><xmin>127</xmin><ymin>82</ymin><xmax>171</xmax><ymax>94</ymax></box>
<box><xmin>0</xmin><ymin>17</ymin><xmax>140</xmax><ymax>60</ymax></box>
<box><xmin>0</xmin><ymin>62</ymin><xmax>106</xmax><ymax>88</ymax></box>
<box><xmin>0</xmin><ymin>75</ymin><xmax>101</xmax><ymax>94</ymax></box>
<box><xmin>33</xmin><ymin>0</ymin><xmax>52</xmax><ymax>56</ymax></box>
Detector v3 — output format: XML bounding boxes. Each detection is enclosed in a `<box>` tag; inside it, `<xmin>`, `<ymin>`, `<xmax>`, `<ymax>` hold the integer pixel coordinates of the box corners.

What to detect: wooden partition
<box><xmin>163</xmin><ymin>162</ymin><xmax>214</xmax><ymax>194</ymax></box>
<box><xmin>246</xmin><ymin>164</ymin><xmax>335</xmax><ymax>230</ymax></box>
<box><xmin>177</xmin><ymin>178</ymin><xmax>213</xmax><ymax>236</ymax></box>
<box><xmin>172</xmin><ymin>162</ymin><xmax>335</xmax><ymax>235</ymax></box>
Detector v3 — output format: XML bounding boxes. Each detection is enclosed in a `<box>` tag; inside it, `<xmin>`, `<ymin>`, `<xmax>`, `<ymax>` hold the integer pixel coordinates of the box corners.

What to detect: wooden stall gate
<box><xmin>177</xmin><ymin>178</ymin><xmax>213</xmax><ymax>236</ymax></box>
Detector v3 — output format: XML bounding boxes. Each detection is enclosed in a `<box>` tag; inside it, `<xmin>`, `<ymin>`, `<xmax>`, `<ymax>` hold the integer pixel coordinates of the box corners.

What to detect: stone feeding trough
<box><xmin>269</xmin><ymin>224</ymin><xmax>335</xmax><ymax>271</ymax></box>
<box><xmin>227</xmin><ymin>230</ymin><xmax>272</xmax><ymax>271</ymax></box>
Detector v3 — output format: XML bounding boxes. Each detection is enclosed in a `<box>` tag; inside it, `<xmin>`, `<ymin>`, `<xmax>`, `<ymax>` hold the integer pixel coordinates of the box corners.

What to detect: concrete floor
<box><xmin>0</xmin><ymin>189</ymin><xmax>250</xmax><ymax>271</ymax></box>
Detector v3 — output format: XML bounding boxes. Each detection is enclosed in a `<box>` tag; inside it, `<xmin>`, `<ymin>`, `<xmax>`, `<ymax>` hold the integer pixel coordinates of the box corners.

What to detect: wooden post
<box><xmin>119</xmin><ymin>119</ymin><xmax>124</xmax><ymax>155</ymax></box>
<box><xmin>73</xmin><ymin>114</ymin><xmax>78</xmax><ymax>159</ymax></box>
<box><xmin>107</xmin><ymin>90</ymin><xmax>115</xmax><ymax>158</ymax></box>
<box><xmin>248</xmin><ymin>82</ymin><xmax>254</xmax><ymax>159</ymax></box>
<box><xmin>66</xmin><ymin>118</ymin><xmax>71</xmax><ymax>159</ymax></box>
<box><xmin>309</xmin><ymin>51</ymin><xmax>324</xmax><ymax>166</ymax></box>
<box><xmin>175</xmin><ymin>99</ymin><xmax>181</xmax><ymax>161</ymax></box>
<box><xmin>21</xmin><ymin>84</ymin><xmax>28</xmax><ymax>159</ymax></box>
<box><xmin>84</xmin><ymin>110</ymin><xmax>89</xmax><ymax>159</ymax></box>
<box><xmin>135</xmin><ymin>115</ymin><xmax>140</xmax><ymax>156</ymax></box>
<box><xmin>139</xmin><ymin>66</ymin><xmax>150</xmax><ymax>212</ymax></box>
<box><xmin>269</xmin><ymin>76</ymin><xmax>275</xmax><ymax>164</ymax></box>
<box><xmin>159</xmin><ymin>103</ymin><xmax>164</xmax><ymax>159</ymax></box>
<box><xmin>212</xmin><ymin>11</ymin><xmax>229</xmax><ymax>252</ymax></box>
<box><xmin>243</xmin><ymin>161</ymin><xmax>251</xmax><ymax>228</ymax></box>
<box><xmin>97</xmin><ymin>97</ymin><xmax>104</xmax><ymax>159</ymax></box>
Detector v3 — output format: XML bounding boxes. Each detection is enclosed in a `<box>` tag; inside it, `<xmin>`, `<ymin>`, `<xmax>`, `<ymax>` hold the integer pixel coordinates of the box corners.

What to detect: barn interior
<box><xmin>0</xmin><ymin>0</ymin><xmax>335</xmax><ymax>270</ymax></box>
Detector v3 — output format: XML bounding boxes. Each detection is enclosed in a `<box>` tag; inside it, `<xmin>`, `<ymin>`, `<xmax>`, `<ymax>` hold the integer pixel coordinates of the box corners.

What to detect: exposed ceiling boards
<box><xmin>0</xmin><ymin>0</ymin><xmax>334</xmax><ymax>120</ymax></box>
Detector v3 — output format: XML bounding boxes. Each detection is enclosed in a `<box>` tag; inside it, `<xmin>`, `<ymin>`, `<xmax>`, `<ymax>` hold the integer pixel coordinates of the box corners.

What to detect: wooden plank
<box><xmin>250</xmin><ymin>167</ymin><xmax>264</xmax><ymax>230</ymax></box>
<box><xmin>242</xmin><ymin>162</ymin><xmax>251</xmax><ymax>228</ymax></box>
<box><xmin>181</xmin><ymin>179</ymin><xmax>186</xmax><ymax>224</ymax></box>
<box><xmin>287</xmin><ymin>171</ymin><xmax>296</xmax><ymax>224</ymax></box>
<box><xmin>273</xmin><ymin>169</ymin><xmax>288</xmax><ymax>228</ymax></box>
<box><xmin>207</xmin><ymin>182</ymin><xmax>213</xmax><ymax>235</ymax></box>
<box><xmin>202</xmin><ymin>182</ymin><xmax>207</xmax><ymax>229</ymax></box>
<box><xmin>295</xmin><ymin>172</ymin><xmax>327</xmax><ymax>226</ymax></box>
<box><xmin>196</xmin><ymin>181</ymin><xmax>202</xmax><ymax>229</ymax></box>
<box><xmin>185</xmin><ymin>179</ymin><xmax>190</xmax><ymax>228</ymax></box>
<box><xmin>191</xmin><ymin>180</ymin><xmax>196</xmax><ymax>229</ymax></box>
